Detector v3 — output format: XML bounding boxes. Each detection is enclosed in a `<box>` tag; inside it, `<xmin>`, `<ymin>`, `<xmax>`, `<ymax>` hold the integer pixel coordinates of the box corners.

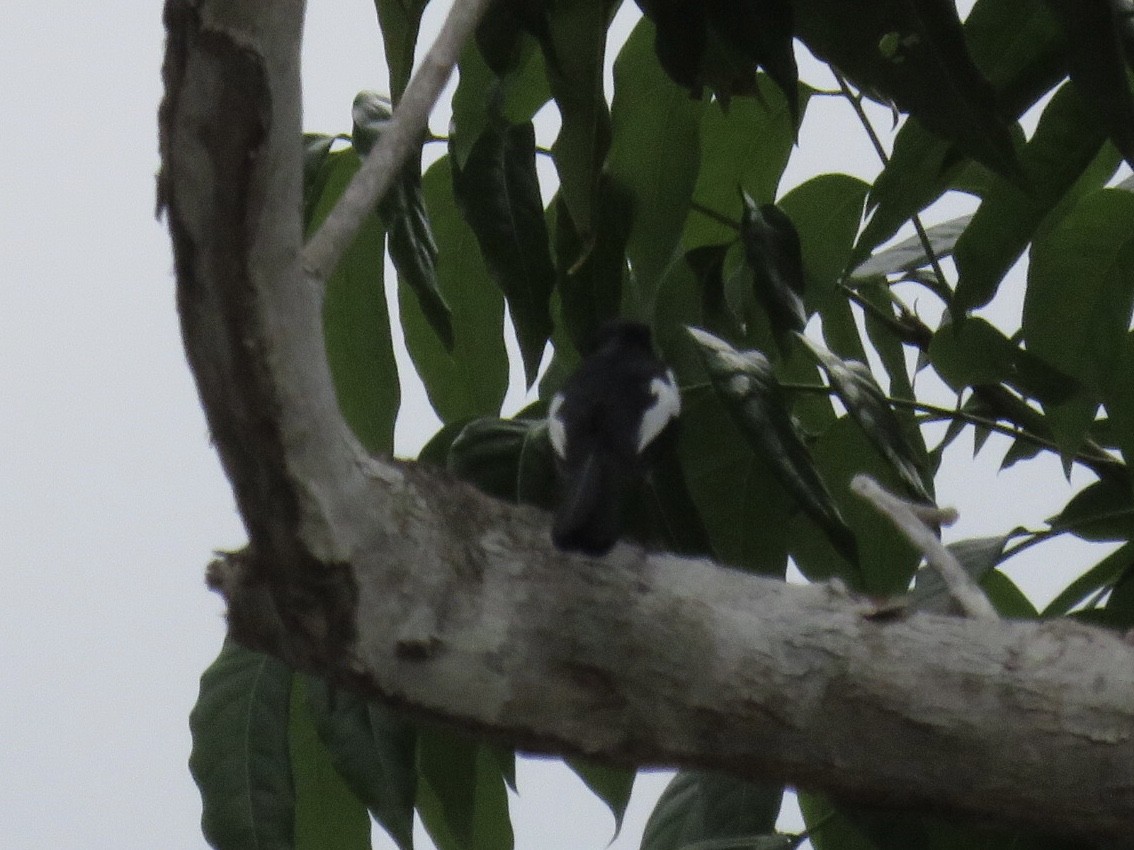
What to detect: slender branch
<box><xmin>852</xmin><ymin>475</ymin><xmax>999</xmax><ymax>621</ymax></box>
<box><xmin>302</xmin><ymin>0</ymin><xmax>494</xmax><ymax>282</ymax></box>
<box><xmin>690</xmin><ymin>200</ymin><xmax>741</xmax><ymax>232</ymax></box>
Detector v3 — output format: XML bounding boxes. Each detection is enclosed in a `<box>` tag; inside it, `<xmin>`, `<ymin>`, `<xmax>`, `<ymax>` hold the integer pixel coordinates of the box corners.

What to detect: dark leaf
<box><xmin>641</xmin><ymin>771</ymin><xmax>783</xmax><ymax>850</ymax></box>
<box><xmin>402</xmin><ymin>157</ymin><xmax>509</xmax><ymax>422</ymax></box>
<box><xmin>740</xmin><ymin>195</ymin><xmax>806</xmax><ymax>352</ymax></box>
<box><xmin>688</xmin><ymin>327</ymin><xmax>858</xmax><ymax>565</ymax></box>
<box><xmin>564</xmin><ymin>760</ymin><xmax>635</xmax><ymax>839</ymax></box>
<box><xmin>1044</xmin><ymin>0</ymin><xmax>1134</xmax><ymax>168</ymax></box>
<box><xmin>373</xmin><ymin>0</ymin><xmax>430</xmax><ymax>101</ymax></box>
<box><xmin>1044</xmin><ymin>542</ymin><xmax>1134</xmax><ymax>616</ymax></box>
<box><xmin>609</xmin><ymin>17</ymin><xmax>704</xmax><ymax>308</ymax></box>
<box><xmin>1049</xmin><ymin>478</ymin><xmax>1134</xmax><ymax>542</ymax></box>
<box><xmin>981</xmin><ymin>569</ymin><xmax>1039</xmax><ymax>617</ymax></box>
<box><xmin>416</xmin><ymin>727</ymin><xmax>514</xmax><ymax>850</ymax></box>
<box><xmin>801</xmin><ymin>338</ymin><xmax>931</xmax><ymax>501</ymax></box>
<box><xmin>289</xmin><ymin>678</ymin><xmax>372</xmax><ymax>850</ymax></box>
<box><xmin>954</xmin><ymin>82</ymin><xmax>1119</xmax><ymax>314</ymax></box>
<box><xmin>452</xmin><ymin>120</ymin><xmax>555</xmax><ymax>385</ymax></box>
<box><xmin>447</xmin><ymin>417</ymin><xmax>557</xmax><ymax>509</ymax></box>
<box><xmin>189</xmin><ymin>641</ymin><xmax>294</xmax><ymax>850</ymax></box>
<box><xmin>303</xmin><ymin>678</ymin><xmax>417</xmax><ymax>850</ymax></box>
<box><xmin>307</xmin><ymin>148</ymin><xmax>401</xmax><ymax>454</ymax></box>
<box><xmin>303</xmin><ymin>133</ymin><xmax>338</xmax><ymax>225</ymax></box>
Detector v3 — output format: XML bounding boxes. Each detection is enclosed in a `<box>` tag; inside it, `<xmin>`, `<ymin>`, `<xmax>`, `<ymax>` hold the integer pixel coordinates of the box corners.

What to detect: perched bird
<box><xmin>547</xmin><ymin>320</ymin><xmax>681</xmax><ymax>555</ymax></box>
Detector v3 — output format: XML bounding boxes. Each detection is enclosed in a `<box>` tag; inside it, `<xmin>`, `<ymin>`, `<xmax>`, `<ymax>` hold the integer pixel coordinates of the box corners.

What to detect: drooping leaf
<box><xmin>564</xmin><ymin>759</ymin><xmax>635</xmax><ymax>839</ymax></box>
<box><xmin>1043</xmin><ymin>542</ymin><xmax>1134</xmax><ymax>616</ymax></box>
<box><xmin>740</xmin><ymin>195</ymin><xmax>806</xmax><ymax>353</ymax></box>
<box><xmin>801</xmin><ymin>338</ymin><xmax>931</xmax><ymax>502</ymax></box>
<box><xmin>474</xmin><ymin>0</ymin><xmax>555</xmax><ymax>77</ymax></box>
<box><xmin>402</xmin><ymin>156</ymin><xmax>509</xmax><ymax>422</ymax></box>
<box><xmin>1023</xmin><ymin>188</ymin><xmax>1134</xmax><ymax>455</ymax></box>
<box><xmin>687</xmin><ymin>327</ymin><xmax>858</xmax><ymax>566</ymax></box>
<box><xmin>289</xmin><ymin>678</ymin><xmax>372</xmax><ymax>850</ymax></box>
<box><xmin>447</xmin><ymin>417</ymin><xmax>557</xmax><ymax>509</ymax></box>
<box><xmin>1049</xmin><ymin>478</ymin><xmax>1134</xmax><ymax>542</ymax></box>
<box><xmin>608</xmin><ymin>16</ymin><xmax>704</xmax><ymax>311</ymax></box>
<box><xmin>953</xmin><ymin>82</ymin><xmax>1119</xmax><ymax>314</ymax></box>
<box><xmin>851</xmin><ymin>214</ymin><xmax>972</xmax><ymax>280</ymax></box>
<box><xmin>416</xmin><ymin>727</ymin><xmax>514</xmax><ymax>850</ymax></box>
<box><xmin>304</xmin><ymin>678</ymin><xmax>417</xmax><ymax>850</ymax></box>
<box><xmin>373</xmin><ymin>0</ymin><xmax>430</xmax><ymax>101</ymax></box>
<box><xmin>641</xmin><ymin>771</ymin><xmax>784</xmax><ymax>850</ymax></box>
<box><xmin>189</xmin><ymin>641</ymin><xmax>295</xmax><ymax>850</ymax></box>
<box><xmin>306</xmin><ymin>147</ymin><xmax>401</xmax><ymax>454</ymax></box>
<box><xmin>451</xmin><ymin>119</ymin><xmax>555</xmax><ymax>385</ymax></box>
<box><xmin>793</xmin><ymin>0</ymin><xmax>1022</xmax><ymax>180</ymax></box>
<box><xmin>1044</xmin><ymin>0</ymin><xmax>1134</xmax><ymax>168</ymax></box>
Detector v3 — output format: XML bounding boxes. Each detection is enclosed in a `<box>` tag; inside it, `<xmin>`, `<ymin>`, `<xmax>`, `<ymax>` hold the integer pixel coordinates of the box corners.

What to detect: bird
<box><xmin>547</xmin><ymin>320</ymin><xmax>681</xmax><ymax>555</ymax></box>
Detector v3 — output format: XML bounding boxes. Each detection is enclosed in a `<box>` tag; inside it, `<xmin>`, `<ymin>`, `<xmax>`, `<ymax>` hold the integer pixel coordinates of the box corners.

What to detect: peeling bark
<box><xmin>158</xmin><ymin>0</ymin><xmax>1134</xmax><ymax>840</ymax></box>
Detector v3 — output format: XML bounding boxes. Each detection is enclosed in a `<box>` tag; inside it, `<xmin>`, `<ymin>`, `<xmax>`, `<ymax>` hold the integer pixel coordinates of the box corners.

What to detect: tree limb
<box><xmin>158</xmin><ymin>0</ymin><xmax>1134</xmax><ymax>841</ymax></box>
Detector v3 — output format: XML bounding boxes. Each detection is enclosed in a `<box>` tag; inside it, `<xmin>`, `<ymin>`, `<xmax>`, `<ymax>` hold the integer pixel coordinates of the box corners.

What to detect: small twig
<box><xmin>303</xmin><ymin>0</ymin><xmax>494</xmax><ymax>283</ymax></box>
<box><xmin>690</xmin><ymin>200</ymin><xmax>741</xmax><ymax>231</ymax></box>
<box><xmin>851</xmin><ymin>475</ymin><xmax>999</xmax><ymax>621</ymax></box>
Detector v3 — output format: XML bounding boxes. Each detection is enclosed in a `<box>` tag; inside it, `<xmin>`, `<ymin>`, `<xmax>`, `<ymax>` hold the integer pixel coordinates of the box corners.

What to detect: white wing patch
<box><xmin>637</xmin><ymin>369</ymin><xmax>680</xmax><ymax>453</ymax></box>
<box><xmin>548</xmin><ymin>392</ymin><xmax>567</xmax><ymax>459</ymax></box>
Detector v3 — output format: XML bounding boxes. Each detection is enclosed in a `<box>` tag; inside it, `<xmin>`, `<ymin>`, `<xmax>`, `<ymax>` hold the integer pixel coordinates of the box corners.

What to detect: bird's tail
<box><xmin>552</xmin><ymin>454</ymin><xmax>627</xmax><ymax>556</ymax></box>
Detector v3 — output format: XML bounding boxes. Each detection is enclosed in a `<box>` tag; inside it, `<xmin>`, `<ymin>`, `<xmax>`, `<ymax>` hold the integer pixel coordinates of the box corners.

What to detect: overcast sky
<box><xmin>0</xmin><ymin>1</ymin><xmax>1115</xmax><ymax>848</ymax></box>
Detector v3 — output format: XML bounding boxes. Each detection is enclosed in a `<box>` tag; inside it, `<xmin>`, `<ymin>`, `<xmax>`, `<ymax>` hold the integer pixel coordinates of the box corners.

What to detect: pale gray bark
<box><xmin>158</xmin><ymin>0</ymin><xmax>1134</xmax><ymax>841</ymax></box>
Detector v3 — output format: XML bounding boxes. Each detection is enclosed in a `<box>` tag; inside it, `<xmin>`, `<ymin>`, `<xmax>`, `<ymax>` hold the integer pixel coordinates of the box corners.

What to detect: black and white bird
<box><xmin>547</xmin><ymin>320</ymin><xmax>681</xmax><ymax>555</ymax></box>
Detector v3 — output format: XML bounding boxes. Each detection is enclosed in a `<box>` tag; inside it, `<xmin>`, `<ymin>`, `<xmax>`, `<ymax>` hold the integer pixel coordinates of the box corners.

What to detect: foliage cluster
<box><xmin>190</xmin><ymin>1</ymin><xmax>1134</xmax><ymax>848</ymax></box>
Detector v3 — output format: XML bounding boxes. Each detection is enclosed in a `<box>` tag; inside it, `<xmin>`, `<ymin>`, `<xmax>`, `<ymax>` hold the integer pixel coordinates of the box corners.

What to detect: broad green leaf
<box><xmin>1024</xmin><ymin>188</ymin><xmax>1134</xmax><ymax>454</ymax></box>
<box><xmin>1103</xmin><ymin>559</ymin><xmax>1134</xmax><ymax>628</ymax></box>
<box><xmin>451</xmin><ymin>120</ymin><xmax>555</xmax><ymax>385</ymax></box>
<box><xmin>965</xmin><ymin>0</ymin><xmax>1065</xmax><ymax>116</ymax></box>
<box><xmin>981</xmin><ymin>569</ymin><xmax>1039</xmax><ymax>618</ymax></box>
<box><xmin>307</xmin><ymin>148</ymin><xmax>401</xmax><ymax>454</ymax></box>
<box><xmin>688</xmin><ymin>327</ymin><xmax>857</xmax><ymax>566</ymax></box>
<box><xmin>354</xmin><ymin>93</ymin><xmax>456</xmax><ymax>352</ymax></box>
<box><xmin>1103</xmin><ymin>331</ymin><xmax>1134</xmax><ymax>467</ymax></box>
<box><xmin>954</xmin><ymin>82</ymin><xmax>1118</xmax><ymax>314</ymax></box>
<box><xmin>546</xmin><ymin>0</ymin><xmax>618</xmax><ymax>233</ymax></box>
<box><xmin>373</xmin><ymin>0</ymin><xmax>430</xmax><ymax>101</ymax></box>
<box><xmin>447</xmin><ymin>417</ymin><xmax>557</xmax><ymax>509</ymax></box>
<box><xmin>564</xmin><ymin>759</ymin><xmax>635</xmax><ymax>838</ymax></box>
<box><xmin>289</xmin><ymin>677</ymin><xmax>372</xmax><ymax>850</ymax></box>
<box><xmin>793</xmin><ymin>0</ymin><xmax>1021</xmax><ymax>180</ymax></box>
<box><xmin>1044</xmin><ymin>0</ymin><xmax>1134</xmax><ymax>168</ymax></box>
<box><xmin>1043</xmin><ymin>542</ymin><xmax>1134</xmax><ymax>616</ymax></box>
<box><xmin>740</xmin><ymin>195</ymin><xmax>806</xmax><ymax>352</ymax></box>
<box><xmin>304</xmin><ymin>678</ymin><xmax>417</xmax><ymax>850</ymax></box>
<box><xmin>402</xmin><ymin>156</ymin><xmax>509</xmax><ymax>422</ymax></box>
<box><xmin>797</xmin><ymin>793</ymin><xmax>878</xmax><ymax>850</ymax></box>
<box><xmin>911</xmin><ymin>534</ymin><xmax>1012</xmax><ymax>614</ymax></box>
<box><xmin>801</xmin><ymin>338</ymin><xmax>931</xmax><ymax>501</ymax></box>
<box><xmin>303</xmin><ymin>133</ymin><xmax>339</xmax><ymax>226</ymax></box>
<box><xmin>416</xmin><ymin>727</ymin><xmax>514</xmax><ymax>850</ymax></box>
<box><xmin>684</xmin><ymin>78</ymin><xmax>808</xmax><ymax>251</ymax></box>
<box><xmin>189</xmin><ymin>641</ymin><xmax>294</xmax><ymax>850</ymax></box>
<box><xmin>473</xmin><ymin>0</ymin><xmax>555</xmax><ymax>78</ymax></box>
<box><xmin>851</xmin><ymin>214</ymin><xmax>972</xmax><ymax>280</ymax></box>
<box><xmin>1049</xmin><ymin>478</ymin><xmax>1134</xmax><ymax>542</ymax></box>
<box><xmin>608</xmin><ymin>16</ymin><xmax>704</xmax><ymax>312</ymax></box>
<box><xmin>641</xmin><ymin>771</ymin><xmax>783</xmax><ymax>850</ymax></box>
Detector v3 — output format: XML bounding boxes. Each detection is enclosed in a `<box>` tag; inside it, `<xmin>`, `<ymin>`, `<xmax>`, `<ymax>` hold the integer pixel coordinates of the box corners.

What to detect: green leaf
<box><xmin>851</xmin><ymin>214</ymin><xmax>972</xmax><ymax>280</ymax></box>
<box><xmin>304</xmin><ymin>678</ymin><xmax>417</xmax><ymax>850</ymax></box>
<box><xmin>451</xmin><ymin>119</ymin><xmax>555</xmax><ymax>385</ymax></box>
<box><xmin>1044</xmin><ymin>0</ymin><xmax>1134</xmax><ymax>169</ymax></box>
<box><xmin>740</xmin><ymin>195</ymin><xmax>806</xmax><ymax>352</ymax></box>
<box><xmin>1043</xmin><ymin>542</ymin><xmax>1134</xmax><ymax>616</ymax></box>
<box><xmin>307</xmin><ymin>148</ymin><xmax>401</xmax><ymax>454</ymax></box>
<box><xmin>564</xmin><ymin>759</ymin><xmax>635</xmax><ymax>838</ymax></box>
<box><xmin>416</xmin><ymin>727</ymin><xmax>514</xmax><ymax>850</ymax></box>
<box><xmin>608</xmin><ymin>16</ymin><xmax>704</xmax><ymax>312</ymax></box>
<box><xmin>303</xmin><ymin>133</ymin><xmax>339</xmax><ymax>226</ymax></box>
<box><xmin>684</xmin><ymin>78</ymin><xmax>808</xmax><ymax>251</ymax></box>
<box><xmin>1024</xmin><ymin>188</ymin><xmax>1134</xmax><ymax>454</ymax></box>
<box><xmin>793</xmin><ymin>0</ymin><xmax>1021</xmax><ymax>180</ymax></box>
<box><xmin>447</xmin><ymin>417</ymin><xmax>557</xmax><ymax>509</ymax></box>
<box><xmin>546</xmin><ymin>0</ymin><xmax>618</xmax><ymax>234</ymax></box>
<box><xmin>954</xmin><ymin>82</ymin><xmax>1118</xmax><ymax>314</ymax></box>
<box><xmin>981</xmin><ymin>569</ymin><xmax>1039</xmax><ymax>618</ymax></box>
<box><xmin>1103</xmin><ymin>331</ymin><xmax>1134</xmax><ymax>468</ymax></box>
<box><xmin>402</xmin><ymin>156</ymin><xmax>509</xmax><ymax>422</ymax></box>
<box><xmin>801</xmin><ymin>338</ymin><xmax>931</xmax><ymax>501</ymax></box>
<box><xmin>911</xmin><ymin>534</ymin><xmax>1012</xmax><ymax>614</ymax></box>
<box><xmin>189</xmin><ymin>641</ymin><xmax>294</xmax><ymax>850</ymax></box>
<box><xmin>1049</xmin><ymin>478</ymin><xmax>1134</xmax><ymax>542</ymax></box>
<box><xmin>373</xmin><ymin>0</ymin><xmax>430</xmax><ymax>101</ymax></box>
<box><xmin>687</xmin><ymin>327</ymin><xmax>858</xmax><ymax>566</ymax></box>
<box><xmin>641</xmin><ymin>771</ymin><xmax>783</xmax><ymax>850</ymax></box>
<box><xmin>289</xmin><ymin>677</ymin><xmax>372</xmax><ymax>850</ymax></box>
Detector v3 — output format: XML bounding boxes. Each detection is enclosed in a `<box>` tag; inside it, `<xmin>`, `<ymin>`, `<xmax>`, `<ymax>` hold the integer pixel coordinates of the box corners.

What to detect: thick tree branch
<box><xmin>159</xmin><ymin>0</ymin><xmax>1134</xmax><ymax>841</ymax></box>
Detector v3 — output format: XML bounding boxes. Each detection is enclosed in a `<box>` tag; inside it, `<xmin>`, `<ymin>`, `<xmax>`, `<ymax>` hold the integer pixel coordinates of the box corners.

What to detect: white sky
<box><xmin>0</xmin><ymin>1</ymin><xmax>1114</xmax><ymax>848</ymax></box>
